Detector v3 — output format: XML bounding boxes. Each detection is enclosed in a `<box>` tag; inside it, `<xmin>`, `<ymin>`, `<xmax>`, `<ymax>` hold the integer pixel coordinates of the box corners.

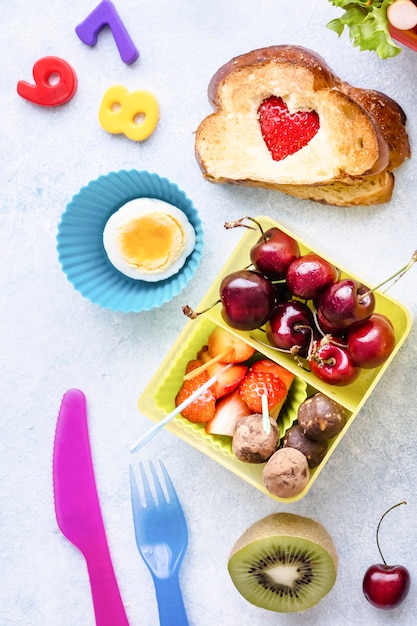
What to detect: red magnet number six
<box><xmin>17</xmin><ymin>56</ymin><xmax>77</xmax><ymax>107</ymax></box>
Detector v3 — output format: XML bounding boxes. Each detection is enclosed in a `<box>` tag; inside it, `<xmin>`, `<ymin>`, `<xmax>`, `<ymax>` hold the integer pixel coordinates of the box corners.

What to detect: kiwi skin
<box><xmin>228</xmin><ymin>512</ymin><xmax>338</xmax><ymax>613</ymax></box>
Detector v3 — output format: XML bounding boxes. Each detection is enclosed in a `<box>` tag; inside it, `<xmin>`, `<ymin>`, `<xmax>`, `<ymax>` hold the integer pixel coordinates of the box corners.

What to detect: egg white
<box><xmin>103</xmin><ymin>198</ymin><xmax>196</xmax><ymax>282</ymax></box>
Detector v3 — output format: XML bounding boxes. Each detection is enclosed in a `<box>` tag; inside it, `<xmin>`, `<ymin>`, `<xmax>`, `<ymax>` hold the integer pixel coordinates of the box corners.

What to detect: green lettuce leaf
<box><xmin>326</xmin><ymin>0</ymin><xmax>401</xmax><ymax>59</ymax></box>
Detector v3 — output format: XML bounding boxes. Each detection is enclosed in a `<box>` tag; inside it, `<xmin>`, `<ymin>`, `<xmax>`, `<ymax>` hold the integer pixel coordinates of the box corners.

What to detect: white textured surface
<box><xmin>2</xmin><ymin>1</ymin><xmax>417</xmax><ymax>625</ymax></box>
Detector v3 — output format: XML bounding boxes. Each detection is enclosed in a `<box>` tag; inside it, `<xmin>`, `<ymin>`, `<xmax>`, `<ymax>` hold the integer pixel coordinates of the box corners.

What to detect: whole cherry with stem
<box><xmin>308</xmin><ymin>337</ymin><xmax>360</xmax><ymax>386</ymax></box>
<box><xmin>318</xmin><ymin>250</ymin><xmax>417</xmax><ymax>331</ymax></box>
<box><xmin>362</xmin><ymin>501</ymin><xmax>410</xmax><ymax>610</ymax></box>
<box><xmin>183</xmin><ymin>268</ymin><xmax>276</xmax><ymax>331</ymax></box>
<box><xmin>225</xmin><ymin>216</ymin><xmax>300</xmax><ymax>280</ymax></box>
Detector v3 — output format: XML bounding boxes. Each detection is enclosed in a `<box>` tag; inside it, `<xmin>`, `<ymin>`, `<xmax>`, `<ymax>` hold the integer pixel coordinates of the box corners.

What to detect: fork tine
<box><xmin>129</xmin><ymin>464</ymin><xmax>142</xmax><ymax>510</ymax></box>
<box><xmin>139</xmin><ymin>461</ymin><xmax>154</xmax><ymax>507</ymax></box>
<box><xmin>129</xmin><ymin>465</ymin><xmax>146</xmax><ymax>550</ymax></box>
<box><xmin>159</xmin><ymin>460</ymin><xmax>179</xmax><ymax>505</ymax></box>
<box><xmin>149</xmin><ymin>460</ymin><xmax>167</xmax><ymax>505</ymax></box>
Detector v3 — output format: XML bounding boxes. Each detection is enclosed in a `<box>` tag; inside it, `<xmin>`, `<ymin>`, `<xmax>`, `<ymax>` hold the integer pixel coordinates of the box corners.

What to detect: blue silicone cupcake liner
<box><xmin>57</xmin><ymin>170</ymin><xmax>203</xmax><ymax>312</ymax></box>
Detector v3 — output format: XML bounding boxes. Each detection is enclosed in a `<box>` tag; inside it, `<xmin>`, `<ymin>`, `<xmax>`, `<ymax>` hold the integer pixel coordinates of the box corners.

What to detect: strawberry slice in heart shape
<box><xmin>258</xmin><ymin>95</ymin><xmax>320</xmax><ymax>161</ymax></box>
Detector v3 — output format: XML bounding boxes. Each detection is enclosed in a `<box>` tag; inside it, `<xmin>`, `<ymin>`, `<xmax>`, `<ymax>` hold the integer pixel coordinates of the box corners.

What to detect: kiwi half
<box><xmin>228</xmin><ymin>512</ymin><xmax>337</xmax><ymax>613</ymax></box>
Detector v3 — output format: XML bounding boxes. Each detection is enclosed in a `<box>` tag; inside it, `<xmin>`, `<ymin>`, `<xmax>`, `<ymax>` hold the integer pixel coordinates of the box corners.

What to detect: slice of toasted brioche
<box><xmin>274</xmin><ymin>171</ymin><xmax>395</xmax><ymax>207</ymax></box>
<box><xmin>340</xmin><ymin>85</ymin><xmax>410</xmax><ymax>171</ymax></box>
<box><xmin>195</xmin><ymin>46</ymin><xmax>410</xmax><ymax>206</ymax></box>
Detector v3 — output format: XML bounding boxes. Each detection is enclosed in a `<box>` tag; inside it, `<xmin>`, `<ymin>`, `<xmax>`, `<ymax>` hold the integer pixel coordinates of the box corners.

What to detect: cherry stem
<box><xmin>292</xmin><ymin>323</ymin><xmax>319</xmax><ymax>362</ymax></box>
<box><xmin>321</xmin><ymin>357</ymin><xmax>336</xmax><ymax>367</ymax></box>
<box><xmin>360</xmin><ymin>251</ymin><xmax>417</xmax><ymax>301</ymax></box>
<box><xmin>251</xmin><ymin>336</ymin><xmax>310</xmax><ymax>369</ymax></box>
<box><xmin>312</xmin><ymin>309</ymin><xmax>347</xmax><ymax>348</ymax></box>
<box><xmin>224</xmin><ymin>216</ymin><xmax>264</xmax><ymax>236</ymax></box>
<box><xmin>376</xmin><ymin>501</ymin><xmax>407</xmax><ymax>567</ymax></box>
<box><xmin>182</xmin><ymin>301</ymin><xmax>220</xmax><ymax>319</ymax></box>
<box><xmin>307</xmin><ymin>335</ymin><xmax>339</xmax><ymax>367</ymax></box>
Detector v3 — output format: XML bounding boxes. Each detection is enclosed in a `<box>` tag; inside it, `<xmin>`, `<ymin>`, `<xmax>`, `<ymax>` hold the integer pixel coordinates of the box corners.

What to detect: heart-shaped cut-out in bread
<box><xmin>258</xmin><ymin>96</ymin><xmax>320</xmax><ymax>161</ymax></box>
<box><xmin>194</xmin><ymin>46</ymin><xmax>408</xmax><ymax>189</ymax></box>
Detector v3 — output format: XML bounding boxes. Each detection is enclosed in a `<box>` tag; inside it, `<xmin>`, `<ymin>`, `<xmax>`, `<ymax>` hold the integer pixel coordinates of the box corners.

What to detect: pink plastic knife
<box><xmin>53</xmin><ymin>388</ymin><xmax>129</xmax><ymax>625</ymax></box>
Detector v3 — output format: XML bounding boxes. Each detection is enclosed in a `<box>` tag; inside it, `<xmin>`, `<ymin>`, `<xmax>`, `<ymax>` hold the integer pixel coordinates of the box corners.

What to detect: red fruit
<box><xmin>286</xmin><ymin>253</ymin><xmax>339</xmax><ymax>300</ymax></box>
<box><xmin>314</xmin><ymin>306</ymin><xmax>347</xmax><ymax>337</ymax></box>
<box><xmin>196</xmin><ymin>345</ymin><xmax>248</xmax><ymax>399</ymax></box>
<box><xmin>250</xmin><ymin>359</ymin><xmax>295</xmax><ymax>390</ymax></box>
<box><xmin>250</xmin><ymin>226</ymin><xmax>300</xmax><ymax>280</ymax></box>
<box><xmin>239</xmin><ymin>369</ymin><xmax>287</xmax><ymax>414</ymax></box>
<box><xmin>363</xmin><ymin>501</ymin><xmax>410</xmax><ymax>610</ymax></box>
<box><xmin>309</xmin><ymin>343</ymin><xmax>360</xmax><ymax>386</ymax></box>
<box><xmin>266</xmin><ymin>300</ymin><xmax>315</xmax><ymax>356</ymax></box>
<box><xmin>363</xmin><ymin>564</ymin><xmax>410</xmax><ymax>610</ymax></box>
<box><xmin>219</xmin><ymin>270</ymin><xmax>276</xmax><ymax>331</ymax></box>
<box><xmin>258</xmin><ymin>96</ymin><xmax>320</xmax><ymax>161</ymax></box>
<box><xmin>210</xmin><ymin>362</ymin><xmax>248</xmax><ymax>399</ymax></box>
<box><xmin>175</xmin><ymin>360</ymin><xmax>216</xmax><ymax>423</ymax></box>
<box><xmin>347</xmin><ymin>313</ymin><xmax>396</xmax><ymax>369</ymax></box>
<box><xmin>317</xmin><ymin>278</ymin><xmax>375</xmax><ymax>330</ymax></box>
<box><xmin>205</xmin><ymin>390</ymin><xmax>252</xmax><ymax>437</ymax></box>
<box><xmin>183</xmin><ymin>271</ymin><xmax>276</xmax><ymax>331</ymax></box>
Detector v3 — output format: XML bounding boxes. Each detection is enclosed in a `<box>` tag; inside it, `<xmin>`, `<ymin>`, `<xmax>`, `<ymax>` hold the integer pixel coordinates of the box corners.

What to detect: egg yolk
<box><xmin>117</xmin><ymin>213</ymin><xmax>186</xmax><ymax>271</ymax></box>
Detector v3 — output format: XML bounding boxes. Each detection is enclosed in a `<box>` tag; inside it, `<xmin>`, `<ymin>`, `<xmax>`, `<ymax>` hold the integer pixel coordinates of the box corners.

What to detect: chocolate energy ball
<box><xmin>283</xmin><ymin>424</ymin><xmax>328</xmax><ymax>468</ymax></box>
<box><xmin>297</xmin><ymin>393</ymin><xmax>348</xmax><ymax>441</ymax></box>
<box><xmin>232</xmin><ymin>414</ymin><xmax>279</xmax><ymax>463</ymax></box>
<box><xmin>263</xmin><ymin>447</ymin><xmax>310</xmax><ymax>498</ymax></box>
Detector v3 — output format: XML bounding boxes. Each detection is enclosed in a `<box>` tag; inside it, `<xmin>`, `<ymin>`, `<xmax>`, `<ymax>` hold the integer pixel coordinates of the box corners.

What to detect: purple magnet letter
<box><xmin>75</xmin><ymin>0</ymin><xmax>139</xmax><ymax>65</ymax></box>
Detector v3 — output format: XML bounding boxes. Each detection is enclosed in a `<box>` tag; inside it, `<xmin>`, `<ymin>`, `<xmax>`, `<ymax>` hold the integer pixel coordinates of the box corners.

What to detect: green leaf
<box><xmin>326</xmin><ymin>18</ymin><xmax>345</xmax><ymax>37</ymax></box>
<box><xmin>326</xmin><ymin>0</ymin><xmax>401</xmax><ymax>59</ymax></box>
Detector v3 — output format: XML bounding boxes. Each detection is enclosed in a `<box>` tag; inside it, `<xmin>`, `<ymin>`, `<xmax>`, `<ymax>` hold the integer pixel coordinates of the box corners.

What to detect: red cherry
<box><xmin>286</xmin><ymin>253</ymin><xmax>339</xmax><ymax>300</ymax></box>
<box><xmin>313</xmin><ymin>306</ymin><xmax>347</xmax><ymax>337</ymax></box>
<box><xmin>266</xmin><ymin>300</ymin><xmax>315</xmax><ymax>356</ymax></box>
<box><xmin>309</xmin><ymin>342</ymin><xmax>360</xmax><ymax>386</ymax></box>
<box><xmin>363</xmin><ymin>502</ymin><xmax>410</xmax><ymax>610</ymax></box>
<box><xmin>347</xmin><ymin>313</ymin><xmax>396</xmax><ymax>369</ymax></box>
<box><xmin>317</xmin><ymin>278</ymin><xmax>375</xmax><ymax>330</ymax></box>
<box><xmin>219</xmin><ymin>269</ymin><xmax>276</xmax><ymax>330</ymax></box>
<box><xmin>183</xmin><ymin>269</ymin><xmax>275</xmax><ymax>331</ymax></box>
<box><xmin>250</xmin><ymin>227</ymin><xmax>300</xmax><ymax>280</ymax></box>
<box><xmin>363</xmin><ymin>565</ymin><xmax>410</xmax><ymax>610</ymax></box>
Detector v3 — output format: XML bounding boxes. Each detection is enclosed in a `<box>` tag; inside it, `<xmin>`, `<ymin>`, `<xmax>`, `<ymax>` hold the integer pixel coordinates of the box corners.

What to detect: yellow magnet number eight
<box><xmin>99</xmin><ymin>85</ymin><xmax>159</xmax><ymax>141</ymax></box>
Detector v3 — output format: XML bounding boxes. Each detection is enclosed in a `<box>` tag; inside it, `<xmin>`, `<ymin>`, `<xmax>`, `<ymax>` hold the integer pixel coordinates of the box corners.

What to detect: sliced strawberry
<box><xmin>209</xmin><ymin>362</ymin><xmax>248</xmax><ymax>399</ymax></box>
<box><xmin>193</xmin><ymin>345</ymin><xmax>248</xmax><ymax>398</ymax></box>
<box><xmin>207</xmin><ymin>327</ymin><xmax>255</xmax><ymax>363</ymax></box>
<box><xmin>239</xmin><ymin>368</ymin><xmax>287</xmax><ymax>415</ymax></box>
<box><xmin>175</xmin><ymin>360</ymin><xmax>216</xmax><ymax>423</ymax></box>
<box><xmin>258</xmin><ymin>96</ymin><xmax>320</xmax><ymax>161</ymax></box>
<box><xmin>185</xmin><ymin>344</ymin><xmax>247</xmax><ymax>397</ymax></box>
<box><xmin>205</xmin><ymin>390</ymin><xmax>252</xmax><ymax>437</ymax></box>
<box><xmin>251</xmin><ymin>359</ymin><xmax>295</xmax><ymax>390</ymax></box>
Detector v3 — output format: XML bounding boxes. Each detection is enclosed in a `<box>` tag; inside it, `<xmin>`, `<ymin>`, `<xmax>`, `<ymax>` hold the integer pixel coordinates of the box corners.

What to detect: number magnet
<box><xmin>76</xmin><ymin>0</ymin><xmax>139</xmax><ymax>65</ymax></box>
<box><xmin>17</xmin><ymin>56</ymin><xmax>77</xmax><ymax>107</ymax></box>
<box><xmin>99</xmin><ymin>85</ymin><xmax>159</xmax><ymax>141</ymax></box>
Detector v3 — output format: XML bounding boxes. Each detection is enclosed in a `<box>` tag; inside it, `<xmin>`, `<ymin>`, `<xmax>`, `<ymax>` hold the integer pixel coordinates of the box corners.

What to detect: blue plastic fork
<box><xmin>129</xmin><ymin>461</ymin><xmax>189</xmax><ymax>626</ymax></box>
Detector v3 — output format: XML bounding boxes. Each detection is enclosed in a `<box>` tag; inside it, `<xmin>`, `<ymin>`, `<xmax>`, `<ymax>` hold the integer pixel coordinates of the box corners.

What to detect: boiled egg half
<box><xmin>103</xmin><ymin>198</ymin><xmax>196</xmax><ymax>281</ymax></box>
